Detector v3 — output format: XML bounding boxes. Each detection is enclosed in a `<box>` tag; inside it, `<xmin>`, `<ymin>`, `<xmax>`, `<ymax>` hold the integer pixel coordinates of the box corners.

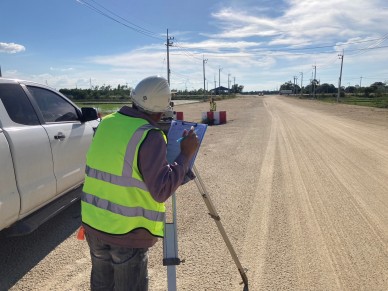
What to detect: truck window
<box><xmin>27</xmin><ymin>86</ymin><xmax>80</xmax><ymax>123</ymax></box>
<box><xmin>0</xmin><ymin>84</ymin><xmax>40</xmax><ymax>125</ymax></box>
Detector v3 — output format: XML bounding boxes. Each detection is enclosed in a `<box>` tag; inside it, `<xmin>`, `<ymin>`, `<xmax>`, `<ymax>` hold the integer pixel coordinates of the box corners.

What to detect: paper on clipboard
<box><xmin>166</xmin><ymin>120</ymin><xmax>207</xmax><ymax>170</ymax></box>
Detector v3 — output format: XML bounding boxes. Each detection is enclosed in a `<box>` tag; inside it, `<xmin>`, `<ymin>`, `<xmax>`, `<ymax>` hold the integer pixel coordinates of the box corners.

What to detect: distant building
<box><xmin>210</xmin><ymin>86</ymin><xmax>230</xmax><ymax>95</ymax></box>
<box><xmin>279</xmin><ymin>89</ymin><xmax>292</xmax><ymax>95</ymax></box>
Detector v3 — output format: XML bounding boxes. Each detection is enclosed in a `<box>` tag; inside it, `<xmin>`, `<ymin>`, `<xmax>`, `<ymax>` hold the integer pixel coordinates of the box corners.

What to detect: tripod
<box><xmin>163</xmin><ymin>165</ymin><xmax>249</xmax><ymax>291</ymax></box>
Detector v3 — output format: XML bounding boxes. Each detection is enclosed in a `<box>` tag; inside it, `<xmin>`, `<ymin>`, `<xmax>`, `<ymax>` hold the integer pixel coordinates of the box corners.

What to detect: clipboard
<box><xmin>166</xmin><ymin>120</ymin><xmax>207</xmax><ymax>171</ymax></box>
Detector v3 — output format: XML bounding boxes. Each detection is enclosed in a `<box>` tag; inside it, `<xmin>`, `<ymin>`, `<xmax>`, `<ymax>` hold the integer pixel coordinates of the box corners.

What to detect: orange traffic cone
<box><xmin>77</xmin><ymin>225</ymin><xmax>85</xmax><ymax>240</ymax></box>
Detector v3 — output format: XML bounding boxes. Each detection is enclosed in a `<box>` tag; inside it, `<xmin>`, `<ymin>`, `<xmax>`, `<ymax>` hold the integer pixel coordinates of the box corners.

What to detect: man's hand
<box><xmin>180</xmin><ymin>127</ymin><xmax>199</xmax><ymax>160</ymax></box>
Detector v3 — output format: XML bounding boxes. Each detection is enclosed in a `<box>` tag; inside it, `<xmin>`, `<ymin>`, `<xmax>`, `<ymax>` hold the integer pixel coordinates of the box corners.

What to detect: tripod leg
<box><xmin>193</xmin><ymin>165</ymin><xmax>249</xmax><ymax>290</ymax></box>
<box><xmin>163</xmin><ymin>193</ymin><xmax>181</xmax><ymax>291</ymax></box>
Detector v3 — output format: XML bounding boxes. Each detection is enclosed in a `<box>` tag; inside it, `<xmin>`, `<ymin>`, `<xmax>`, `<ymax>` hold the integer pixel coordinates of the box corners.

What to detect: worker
<box><xmin>209</xmin><ymin>97</ymin><xmax>217</xmax><ymax>112</ymax></box>
<box><xmin>80</xmin><ymin>75</ymin><xmax>199</xmax><ymax>291</ymax></box>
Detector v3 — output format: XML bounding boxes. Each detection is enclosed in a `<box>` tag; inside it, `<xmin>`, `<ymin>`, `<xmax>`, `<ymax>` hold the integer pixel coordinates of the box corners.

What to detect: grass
<box><xmin>75</xmin><ymin>94</ymin><xmax>237</xmax><ymax>115</ymax></box>
<box><xmin>342</xmin><ymin>97</ymin><xmax>388</xmax><ymax>108</ymax></box>
<box><xmin>75</xmin><ymin>102</ymin><xmax>129</xmax><ymax>115</ymax></box>
<box><xmin>300</xmin><ymin>94</ymin><xmax>388</xmax><ymax>108</ymax></box>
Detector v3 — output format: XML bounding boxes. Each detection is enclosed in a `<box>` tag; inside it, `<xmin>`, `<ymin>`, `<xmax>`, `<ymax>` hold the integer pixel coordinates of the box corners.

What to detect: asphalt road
<box><xmin>1</xmin><ymin>95</ymin><xmax>387</xmax><ymax>290</ymax></box>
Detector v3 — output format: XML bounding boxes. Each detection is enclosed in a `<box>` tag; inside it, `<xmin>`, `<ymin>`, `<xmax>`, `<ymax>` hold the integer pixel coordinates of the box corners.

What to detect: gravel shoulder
<box><xmin>1</xmin><ymin>95</ymin><xmax>387</xmax><ymax>291</ymax></box>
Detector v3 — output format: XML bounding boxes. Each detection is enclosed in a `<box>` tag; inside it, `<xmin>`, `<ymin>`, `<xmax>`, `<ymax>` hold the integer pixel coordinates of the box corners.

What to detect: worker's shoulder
<box><xmin>145</xmin><ymin>127</ymin><xmax>166</xmax><ymax>140</ymax></box>
<box><xmin>139</xmin><ymin>128</ymin><xmax>166</xmax><ymax>155</ymax></box>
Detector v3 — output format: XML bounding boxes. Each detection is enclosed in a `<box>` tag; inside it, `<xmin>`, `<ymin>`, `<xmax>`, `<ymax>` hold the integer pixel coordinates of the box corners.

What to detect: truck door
<box><xmin>0</xmin><ymin>129</ymin><xmax>20</xmax><ymax>230</ymax></box>
<box><xmin>25</xmin><ymin>86</ymin><xmax>95</xmax><ymax>196</ymax></box>
<box><xmin>0</xmin><ymin>83</ymin><xmax>56</xmax><ymax>218</ymax></box>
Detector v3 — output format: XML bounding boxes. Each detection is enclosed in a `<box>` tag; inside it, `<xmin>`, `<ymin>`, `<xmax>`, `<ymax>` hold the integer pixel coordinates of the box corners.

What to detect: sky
<box><xmin>1</xmin><ymin>0</ymin><xmax>388</xmax><ymax>92</ymax></box>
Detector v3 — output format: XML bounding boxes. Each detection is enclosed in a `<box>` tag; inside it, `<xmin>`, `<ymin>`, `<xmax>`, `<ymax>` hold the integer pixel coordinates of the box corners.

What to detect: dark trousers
<box><xmin>86</xmin><ymin>232</ymin><xmax>148</xmax><ymax>291</ymax></box>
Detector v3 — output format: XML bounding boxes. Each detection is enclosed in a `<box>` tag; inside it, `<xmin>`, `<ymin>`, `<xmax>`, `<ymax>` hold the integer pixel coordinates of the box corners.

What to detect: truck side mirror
<box><xmin>80</xmin><ymin>107</ymin><xmax>99</xmax><ymax>122</ymax></box>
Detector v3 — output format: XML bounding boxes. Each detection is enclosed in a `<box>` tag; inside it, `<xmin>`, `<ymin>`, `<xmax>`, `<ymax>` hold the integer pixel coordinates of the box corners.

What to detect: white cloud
<box><xmin>89</xmin><ymin>50</ymin><xmax>166</xmax><ymax>68</ymax></box>
<box><xmin>5</xmin><ymin>0</ymin><xmax>388</xmax><ymax>91</ymax></box>
<box><xmin>175</xmin><ymin>39</ymin><xmax>262</xmax><ymax>51</ymax></box>
<box><xmin>0</xmin><ymin>42</ymin><xmax>25</xmax><ymax>54</ymax></box>
<box><xmin>49</xmin><ymin>67</ymin><xmax>74</xmax><ymax>72</ymax></box>
<box><xmin>209</xmin><ymin>0</ymin><xmax>388</xmax><ymax>46</ymax></box>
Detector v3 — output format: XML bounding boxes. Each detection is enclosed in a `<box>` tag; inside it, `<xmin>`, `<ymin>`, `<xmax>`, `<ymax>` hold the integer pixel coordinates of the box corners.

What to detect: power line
<box><xmin>168</xmin><ymin>34</ymin><xmax>388</xmax><ymax>81</ymax></box>
<box><xmin>170</xmin><ymin>44</ymin><xmax>388</xmax><ymax>60</ymax></box>
<box><xmin>173</xmin><ymin>35</ymin><xmax>388</xmax><ymax>55</ymax></box>
<box><xmin>88</xmin><ymin>0</ymin><xmax>158</xmax><ymax>35</ymax></box>
<box><xmin>315</xmin><ymin>54</ymin><xmax>340</xmax><ymax>71</ymax></box>
<box><xmin>346</xmin><ymin>33</ymin><xmax>388</xmax><ymax>57</ymax></box>
<box><xmin>282</xmin><ymin>36</ymin><xmax>388</xmax><ymax>51</ymax></box>
<box><xmin>172</xmin><ymin>41</ymin><xmax>203</xmax><ymax>61</ymax></box>
<box><xmin>360</xmin><ymin>76</ymin><xmax>388</xmax><ymax>79</ymax></box>
<box><xmin>304</xmin><ymin>35</ymin><xmax>388</xmax><ymax>76</ymax></box>
<box><xmin>77</xmin><ymin>0</ymin><xmax>163</xmax><ymax>40</ymax></box>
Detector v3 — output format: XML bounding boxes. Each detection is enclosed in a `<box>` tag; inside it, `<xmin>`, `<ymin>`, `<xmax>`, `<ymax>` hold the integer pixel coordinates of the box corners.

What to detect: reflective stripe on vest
<box><xmin>82</xmin><ymin>192</ymin><xmax>164</xmax><ymax>222</ymax></box>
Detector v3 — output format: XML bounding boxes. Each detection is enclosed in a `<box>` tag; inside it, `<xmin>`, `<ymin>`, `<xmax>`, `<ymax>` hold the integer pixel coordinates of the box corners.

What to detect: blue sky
<box><xmin>1</xmin><ymin>0</ymin><xmax>388</xmax><ymax>91</ymax></box>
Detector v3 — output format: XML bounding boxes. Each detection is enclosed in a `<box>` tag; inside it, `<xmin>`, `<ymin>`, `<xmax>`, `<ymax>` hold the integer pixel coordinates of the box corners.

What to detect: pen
<box><xmin>177</xmin><ymin>129</ymin><xmax>198</xmax><ymax>143</ymax></box>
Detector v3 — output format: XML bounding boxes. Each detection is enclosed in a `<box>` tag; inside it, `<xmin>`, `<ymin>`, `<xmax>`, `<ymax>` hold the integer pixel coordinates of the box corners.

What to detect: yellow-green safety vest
<box><xmin>81</xmin><ymin>112</ymin><xmax>167</xmax><ymax>237</ymax></box>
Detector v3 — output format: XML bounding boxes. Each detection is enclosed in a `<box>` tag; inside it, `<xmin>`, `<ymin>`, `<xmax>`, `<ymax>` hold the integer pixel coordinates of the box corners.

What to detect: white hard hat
<box><xmin>131</xmin><ymin>76</ymin><xmax>171</xmax><ymax>113</ymax></box>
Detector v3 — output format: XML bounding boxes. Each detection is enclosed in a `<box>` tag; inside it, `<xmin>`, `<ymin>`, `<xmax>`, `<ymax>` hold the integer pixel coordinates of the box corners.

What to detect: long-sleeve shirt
<box><xmin>82</xmin><ymin>106</ymin><xmax>190</xmax><ymax>248</ymax></box>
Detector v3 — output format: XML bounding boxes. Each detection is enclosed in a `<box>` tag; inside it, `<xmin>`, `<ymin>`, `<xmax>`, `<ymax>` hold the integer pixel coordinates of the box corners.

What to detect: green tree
<box><xmin>317</xmin><ymin>83</ymin><xmax>336</xmax><ymax>94</ymax></box>
<box><xmin>345</xmin><ymin>86</ymin><xmax>357</xmax><ymax>94</ymax></box>
<box><xmin>231</xmin><ymin>84</ymin><xmax>244</xmax><ymax>93</ymax></box>
<box><xmin>280</xmin><ymin>81</ymin><xmax>300</xmax><ymax>93</ymax></box>
<box><xmin>370</xmin><ymin>82</ymin><xmax>385</xmax><ymax>91</ymax></box>
<box><xmin>370</xmin><ymin>82</ymin><xmax>386</xmax><ymax>97</ymax></box>
<box><xmin>280</xmin><ymin>81</ymin><xmax>293</xmax><ymax>90</ymax></box>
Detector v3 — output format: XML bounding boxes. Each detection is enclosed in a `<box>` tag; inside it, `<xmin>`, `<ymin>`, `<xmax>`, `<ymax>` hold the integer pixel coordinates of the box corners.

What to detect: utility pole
<box><xmin>203</xmin><ymin>55</ymin><xmax>208</xmax><ymax>97</ymax></box>
<box><xmin>293</xmin><ymin>76</ymin><xmax>298</xmax><ymax>94</ymax></box>
<box><xmin>0</xmin><ymin>65</ymin><xmax>2</xmax><ymax>77</ymax></box>
<box><xmin>166</xmin><ymin>29</ymin><xmax>174</xmax><ymax>85</ymax></box>
<box><xmin>313</xmin><ymin>65</ymin><xmax>317</xmax><ymax>99</ymax></box>
<box><xmin>214</xmin><ymin>74</ymin><xmax>216</xmax><ymax>93</ymax></box>
<box><xmin>337</xmin><ymin>50</ymin><xmax>344</xmax><ymax>103</ymax></box>
<box><xmin>300</xmin><ymin>72</ymin><xmax>303</xmax><ymax>96</ymax></box>
<box><xmin>228</xmin><ymin>73</ymin><xmax>231</xmax><ymax>94</ymax></box>
<box><xmin>218</xmin><ymin>66</ymin><xmax>222</xmax><ymax>90</ymax></box>
<box><xmin>309</xmin><ymin>72</ymin><xmax>313</xmax><ymax>97</ymax></box>
<box><xmin>293</xmin><ymin>76</ymin><xmax>295</xmax><ymax>94</ymax></box>
<box><xmin>360</xmin><ymin>76</ymin><xmax>363</xmax><ymax>87</ymax></box>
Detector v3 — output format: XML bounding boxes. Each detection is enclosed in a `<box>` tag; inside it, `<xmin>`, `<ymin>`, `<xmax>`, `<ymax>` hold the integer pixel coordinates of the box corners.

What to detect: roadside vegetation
<box><xmin>279</xmin><ymin>80</ymin><xmax>388</xmax><ymax>108</ymax></box>
<box><xmin>60</xmin><ymin>83</ymin><xmax>242</xmax><ymax>115</ymax></box>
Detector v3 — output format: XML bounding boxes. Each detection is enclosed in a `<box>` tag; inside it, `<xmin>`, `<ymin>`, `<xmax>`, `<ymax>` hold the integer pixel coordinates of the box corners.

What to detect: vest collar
<box><xmin>118</xmin><ymin>106</ymin><xmax>158</xmax><ymax>127</ymax></box>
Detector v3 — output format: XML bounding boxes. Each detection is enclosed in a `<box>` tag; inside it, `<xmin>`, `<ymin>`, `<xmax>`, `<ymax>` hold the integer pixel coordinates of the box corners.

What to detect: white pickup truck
<box><xmin>0</xmin><ymin>78</ymin><xmax>99</xmax><ymax>236</ymax></box>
